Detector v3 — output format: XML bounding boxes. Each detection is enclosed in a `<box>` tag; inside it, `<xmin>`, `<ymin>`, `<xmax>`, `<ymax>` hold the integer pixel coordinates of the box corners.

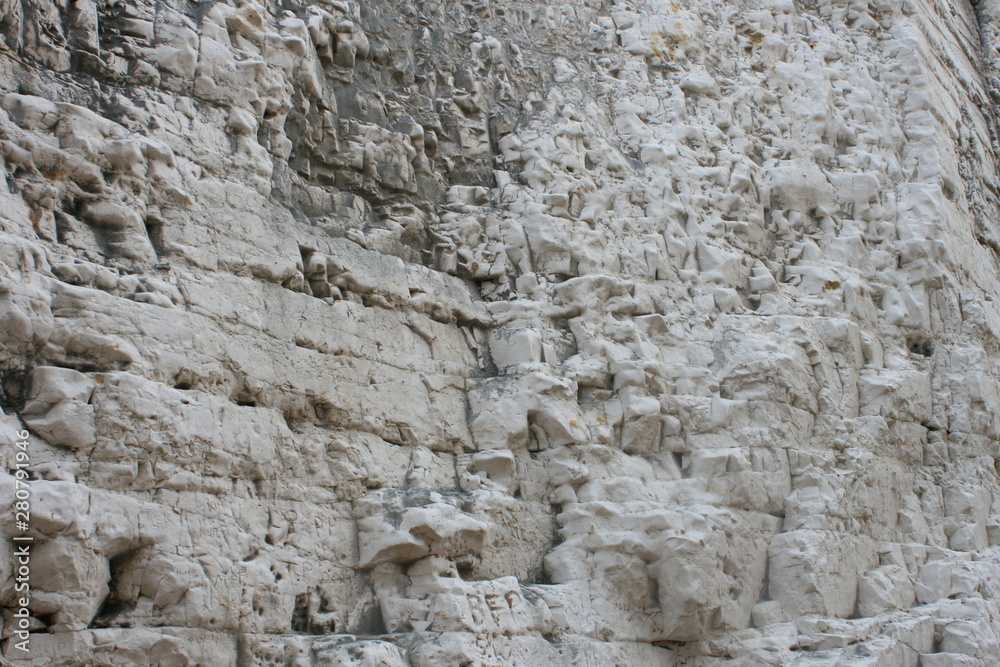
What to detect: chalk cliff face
<box><xmin>2</xmin><ymin>0</ymin><xmax>1000</xmax><ymax>664</ymax></box>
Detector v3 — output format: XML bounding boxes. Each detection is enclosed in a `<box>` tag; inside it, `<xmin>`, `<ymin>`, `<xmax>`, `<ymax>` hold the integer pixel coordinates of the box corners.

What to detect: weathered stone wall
<box><xmin>1</xmin><ymin>0</ymin><xmax>1000</xmax><ymax>664</ymax></box>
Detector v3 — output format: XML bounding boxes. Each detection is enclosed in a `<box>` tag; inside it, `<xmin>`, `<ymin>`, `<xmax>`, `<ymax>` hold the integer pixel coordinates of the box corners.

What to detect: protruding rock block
<box><xmin>21</xmin><ymin>367</ymin><xmax>96</xmax><ymax>450</ymax></box>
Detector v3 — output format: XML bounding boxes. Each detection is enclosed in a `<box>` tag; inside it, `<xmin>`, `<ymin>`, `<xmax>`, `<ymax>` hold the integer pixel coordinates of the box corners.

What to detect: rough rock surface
<box><xmin>2</xmin><ymin>0</ymin><xmax>1000</xmax><ymax>664</ymax></box>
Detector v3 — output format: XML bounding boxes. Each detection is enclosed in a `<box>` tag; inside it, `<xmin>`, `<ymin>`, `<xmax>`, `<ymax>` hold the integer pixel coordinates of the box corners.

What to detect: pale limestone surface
<box><xmin>1</xmin><ymin>0</ymin><xmax>1000</xmax><ymax>664</ymax></box>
